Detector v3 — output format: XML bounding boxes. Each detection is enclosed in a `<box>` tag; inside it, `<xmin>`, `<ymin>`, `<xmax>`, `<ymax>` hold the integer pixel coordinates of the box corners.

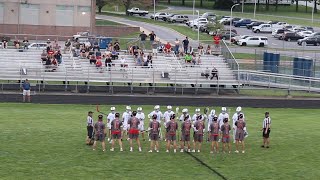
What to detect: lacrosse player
<box><xmin>209</xmin><ymin>115</ymin><xmax>219</xmax><ymax>153</ymax></box>
<box><xmin>206</xmin><ymin>109</ymin><xmax>215</xmax><ymax>142</ymax></box>
<box><xmin>232</xmin><ymin>106</ymin><xmax>245</xmax><ymax>143</ymax></box>
<box><xmin>165</xmin><ymin>114</ymin><xmax>178</xmax><ymax>153</ymax></box>
<box><xmin>180</xmin><ymin>115</ymin><xmax>192</xmax><ymax>152</ymax></box>
<box><xmin>92</xmin><ymin>115</ymin><xmax>106</xmax><ymax>152</ymax></box>
<box><xmin>192</xmin><ymin>108</ymin><xmax>204</xmax><ymax>122</ymax></box>
<box><xmin>221</xmin><ymin>118</ymin><xmax>231</xmax><ymax>154</ymax></box>
<box><xmin>86</xmin><ymin>111</ymin><xmax>94</xmax><ymax>145</ymax></box>
<box><xmin>163</xmin><ymin>106</ymin><xmax>174</xmax><ymax>123</ymax></box>
<box><xmin>235</xmin><ymin>113</ymin><xmax>246</xmax><ymax>153</ymax></box>
<box><xmin>110</xmin><ymin>113</ymin><xmax>123</xmax><ymax>152</ymax></box>
<box><xmin>128</xmin><ymin>111</ymin><xmax>142</xmax><ymax>152</ymax></box>
<box><xmin>193</xmin><ymin>115</ymin><xmax>205</xmax><ymax>153</ymax></box>
<box><xmin>136</xmin><ymin>107</ymin><xmax>146</xmax><ymax>141</ymax></box>
<box><xmin>148</xmin><ymin>105</ymin><xmax>163</xmax><ymax>139</ymax></box>
<box><xmin>122</xmin><ymin>106</ymin><xmax>132</xmax><ymax>141</ymax></box>
<box><xmin>107</xmin><ymin>107</ymin><xmax>116</xmax><ymax>142</ymax></box>
<box><xmin>148</xmin><ymin>114</ymin><xmax>161</xmax><ymax>153</ymax></box>
<box><xmin>218</xmin><ymin>107</ymin><xmax>229</xmax><ymax>128</ymax></box>
<box><xmin>179</xmin><ymin>108</ymin><xmax>190</xmax><ymax>121</ymax></box>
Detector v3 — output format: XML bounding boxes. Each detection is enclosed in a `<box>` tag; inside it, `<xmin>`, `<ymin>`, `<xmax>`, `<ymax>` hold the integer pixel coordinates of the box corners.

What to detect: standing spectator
<box><xmin>64</xmin><ymin>39</ymin><xmax>71</xmax><ymax>53</ymax></box>
<box><xmin>54</xmin><ymin>50</ymin><xmax>62</xmax><ymax>64</ymax></box>
<box><xmin>164</xmin><ymin>42</ymin><xmax>172</xmax><ymax>55</ymax></box>
<box><xmin>2</xmin><ymin>40</ymin><xmax>8</xmax><ymax>49</ymax></box>
<box><xmin>211</xmin><ymin>67</ymin><xmax>218</xmax><ymax>80</ymax></box>
<box><xmin>206</xmin><ymin>45</ymin><xmax>211</xmax><ymax>55</ymax></box>
<box><xmin>22</xmin><ymin>79</ymin><xmax>31</xmax><ymax>103</ymax></box>
<box><xmin>14</xmin><ymin>39</ymin><xmax>20</xmax><ymax>49</ymax></box>
<box><xmin>152</xmin><ymin>40</ymin><xmax>158</xmax><ymax>57</ymax></box>
<box><xmin>105</xmin><ymin>54</ymin><xmax>112</xmax><ymax>71</ymax></box>
<box><xmin>174</xmin><ymin>38</ymin><xmax>180</xmax><ymax>55</ymax></box>
<box><xmin>114</xmin><ymin>41</ymin><xmax>120</xmax><ymax>51</ymax></box>
<box><xmin>139</xmin><ymin>31</ymin><xmax>147</xmax><ymax>49</ymax></box>
<box><xmin>198</xmin><ymin>44</ymin><xmax>204</xmax><ymax>55</ymax></box>
<box><xmin>46</xmin><ymin>39</ymin><xmax>51</xmax><ymax>46</ymax></box>
<box><xmin>149</xmin><ymin>31</ymin><xmax>156</xmax><ymax>48</ymax></box>
<box><xmin>182</xmin><ymin>37</ymin><xmax>189</xmax><ymax>54</ymax></box>
<box><xmin>23</xmin><ymin>37</ymin><xmax>29</xmax><ymax>49</ymax></box>
<box><xmin>214</xmin><ymin>35</ymin><xmax>221</xmax><ymax>49</ymax></box>
<box><xmin>261</xmin><ymin>112</ymin><xmax>271</xmax><ymax>148</ymax></box>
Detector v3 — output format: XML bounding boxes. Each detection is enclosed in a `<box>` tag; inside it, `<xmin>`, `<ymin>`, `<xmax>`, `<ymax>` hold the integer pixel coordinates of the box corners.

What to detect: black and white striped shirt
<box><xmin>87</xmin><ymin>116</ymin><xmax>94</xmax><ymax>126</ymax></box>
<box><xmin>262</xmin><ymin>117</ymin><xmax>271</xmax><ymax>129</ymax></box>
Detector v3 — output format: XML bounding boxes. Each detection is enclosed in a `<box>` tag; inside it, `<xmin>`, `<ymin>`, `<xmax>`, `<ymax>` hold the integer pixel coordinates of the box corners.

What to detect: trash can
<box><xmin>99</xmin><ymin>38</ymin><xmax>112</xmax><ymax>49</ymax></box>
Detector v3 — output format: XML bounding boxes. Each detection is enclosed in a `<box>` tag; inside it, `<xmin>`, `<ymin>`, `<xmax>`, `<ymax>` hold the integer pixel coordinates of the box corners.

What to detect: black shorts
<box><xmin>95</xmin><ymin>134</ymin><xmax>105</xmax><ymax>142</ymax></box>
<box><xmin>87</xmin><ymin>126</ymin><xmax>93</xmax><ymax>138</ymax></box>
<box><xmin>263</xmin><ymin>128</ymin><xmax>271</xmax><ymax>138</ymax></box>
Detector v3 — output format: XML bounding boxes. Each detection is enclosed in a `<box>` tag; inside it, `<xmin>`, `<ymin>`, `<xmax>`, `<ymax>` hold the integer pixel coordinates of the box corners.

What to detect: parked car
<box><xmin>252</xmin><ymin>24</ymin><xmax>272</xmax><ymax>33</ymax></box>
<box><xmin>233</xmin><ymin>19</ymin><xmax>252</xmax><ymax>27</ymax></box>
<box><xmin>297</xmin><ymin>31</ymin><xmax>313</xmax><ymax>38</ymax></box>
<box><xmin>218</xmin><ymin>17</ymin><xmax>231</xmax><ymax>24</ymax></box>
<box><xmin>301</xmin><ymin>26</ymin><xmax>314</xmax><ymax>32</ymax></box>
<box><xmin>281</xmin><ymin>32</ymin><xmax>304</xmax><ymax>41</ymax></box>
<box><xmin>167</xmin><ymin>15</ymin><xmax>189</xmax><ymax>23</ymax></box>
<box><xmin>224</xmin><ymin>17</ymin><xmax>241</xmax><ymax>25</ymax></box>
<box><xmin>246</xmin><ymin>21</ymin><xmax>264</xmax><ymax>29</ymax></box>
<box><xmin>219</xmin><ymin>31</ymin><xmax>237</xmax><ymax>40</ymax></box>
<box><xmin>272</xmin><ymin>28</ymin><xmax>290</xmax><ymax>38</ymax></box>
<box><xmin>238</xmin><ymin>36</ymin><xmax>268</xmax><ymax>47</ymax></box>
<box><xmin>150</xmin><ymin>12</ymin><xmax>170</xmax><ymax>20</ymax></box>
<box><xmin>290</xmin><ymin>27</ymin><xmax>305</xmax><ymax>32</ymax></box>
<box><xmin>28</xmin><ymin>43</ymin><xmax>48</xmax><ymax>49</ymax></box>
<box><xmin>209</xmin><ymin>29</ymin><xmax>238</xmax><ymax>36</ymax></box>
<box><xmin>191</xmin><ymin>18</ymin><xmax>209</xmax><ymax>28</ymax></box>
<box><xmin>127</xmin><ymin>8</ymin><xmax>148</xmax><ymax>16</ymax></box>
<box><xmin>201</xmin><ymin>12</ymin><xmax>216</xmax><ymax>21</ymax></box>
<box><xmin>232</xmin><ymin>35</ymin><xmax>252</xmax><ymax>44</ymax></box>
<box><xmin>163</xmin><ymin>14</ymin><xmax>178</xmax><ymax>21</ymax></box>
<box><xmin>309</xmin><ymin>32</ymin><xmax>320</xmax><ymax>37</ymax></box>
<box><xmin>267</xmin><ymin>21</ymin><xmax>279</xmax><ymax>25</ymax></box>
<box><xmin>297</xmin><ymin>36</ymin><xmax>320</xmax><ymax>46</ymax></box>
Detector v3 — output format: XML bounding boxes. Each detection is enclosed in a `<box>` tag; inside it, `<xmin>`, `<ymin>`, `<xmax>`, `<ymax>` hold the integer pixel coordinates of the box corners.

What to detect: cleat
<box><xmin>120</xmin><ymin>148</ymin><xmax>123</xmax><ymax>152</ymax></box>
<box><xmin>191</xmin><ymin>150</ymin><xmax>195</xmax><ymax>153</ymax></box>
<box><xmin>130</xmin><ymin>148</ymin><xmax>133</xmax><ymax>152</ymax></box>
<box><xmin>166</xmin><ymin>150</ymin><xmax>169</xmax><ymax>153</ymax></box>
<box><xmin>148</xmin><ymin>150</ymin><xmax>153</xmax><ymax>153</ymax></box>
<box><xmin>103</xmin><ymin>149</ymin><xmax>106</xmax><ymax>152</ymax></box>
<box><xmin>107</xmin><ymin>138</ymin><xmax>110</xmax><ymax>141</ymax></box>
<box><xmin>156</xmin><ymin>150</ymin><xmax>159</xmax><ymax>153</ymax></box>
<box><xmin>242</xmin><ymin>151</ymin><xmax>245</xmax><ymax>153</ymax></box>
<box><xmin>180</xmin><ymin>149</ymin><xmax>184</xmax><ymax>153</ymax></box>
<box><xmin>210</xmin><ymin>151</ymin><xmax>213</xmax><ymax>154</ymax></box>
<box><xmin>110</xmin><ymin>148</ymin><xmax>114</xmax><ymax>152</ymax></box>
<box><xmin>197</xmin><ymin>150</ymin><xmax>200</xmax><ymax>153</ymax></box>
<box><xmin>93</xmin><ymin>149</ymin><xmax>96</xmax><ymax>151</ymax></box>
<box><xmin>174</xmin><ymin>149</ymin><xmax>176</xmax><ymax>153</ymax></box>
<box><xmin>235</xmin><ymin>150</ymin><xmax>239</xmax><ymax>153</ymax></box>
<box><xmin>188</xmin><ymin>149</ymin><xmax>191</xmax><ymax>153</ymax></box>
<box><xmin>139</xmin><ymin>147</ymin><xmax>142</xmax><ymax>152</ymax></box>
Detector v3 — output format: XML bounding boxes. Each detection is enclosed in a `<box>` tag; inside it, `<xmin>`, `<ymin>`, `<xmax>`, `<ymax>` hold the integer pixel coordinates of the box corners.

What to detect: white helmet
<box><xmin>195</xmin><ymin>108</ymin><xmax>200</xmax><ymax>114</ymax></box>
<box><xmin>236</xmin><ymin>106</ymin><xmax>242</xmax><ymax>113</ymax></box>
<box><xmin>210</xmin><ymin>109</ymin><xmax>215</xmax><ymax>115</ymax></box>
<box><xmin>110</xmin><ymin>107</ymin><xmax>115</xmax><ymax>111</ymax></box>
<box><xmin>137</xmin><ymin>107</ymin><xmax>142</xmax><ymax>111</ymax></box>
<box><xmin>222</xmin><ymin>107</ymin><xmax>227</xmax><ymax>113</ymax></box>
<box><xmin>182</xmin><ymin>108</ymin><xmax>188</xmax><ymax>113</ymax></box>
<box><xmin>126</xmin><ymin>106</ymin><xmax>131</xmax><ymax>110</ymax></box>
<box><xmin>167</xmin><ymin>105</ymin><xmax>172</xmax><ymax>110</ymax></box>
<box><xmin>154</xmin><ymin>105</ymin><xmax>160</xmax><ymax>110</ymax></box>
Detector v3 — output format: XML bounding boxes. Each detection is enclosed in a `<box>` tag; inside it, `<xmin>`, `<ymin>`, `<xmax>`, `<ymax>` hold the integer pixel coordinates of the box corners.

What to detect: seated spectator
<box><xmin>198</xmin><ymin>44</ymin><xmax>204</xmax><ymax>55</ymax></box>
<box><xmin>23</xmin><ymin>37</ymin><xmax>29</xmax><ymax>49</ymax></box>
<box><xmin>206</xmin><ymin>45</ymin><xmax>211</xmax><ymax>55</ymax></box>
<box><xmin>88</xmin><ymin>48</ymin><xmax>94</xmax><ymax>59</ymax></box>
<box><xmin>52</xmin><ymin>58</ymin><xmax>58</xmax><ymax>66</ymax></box>
<box><xmin>210</xmin><ymin>67</ymin><xmax>218</xmax><ymax>80</ymax></box>
<box><xmin>47</xmin><ymin>48</ymin><xmax>54</xmax><ymax>56</ymax></box>
<box><xmin>132</xmin><ymin>45</ymin><xmax>139</xmax><ymax>57</ymax></box>
<box><xmin>202</xmin><ymin>67</ymin><xmax>210</xmax><ymax>79</ymax></box>
<box><xmin>2</xmin><ymin>40</ymin><xmax>8</xmax><ymax>49</ymax></box>
<box><xmin>93</xmin><ymin>41</ymin><xmax>100</xmax><ymax>52</ymax></box>
<box><xmin>54</xmin><ymin>50</ymin><xmax>62</xmax><ymax>64</ymax></box>
<box><xmin>53</xmin><ymin>40</ymin><xmax>60</xmax><ymax>51</ymax></box>
<box><xmin>136</xmin><ymin>54</ymin><xmax>143</xmax><ymax>66</ymax></box>
<box><xmin>96</xmin><ymin>57</ymin><xmax>102</xmax><ymax>67</ymax></box>
<box><xmin>191</xmin><ymin>52</ymin><xmax>197</xmax><ymax>65</ymax></box>
<box><xmin>111</xmin><ymin>50</ymin><xmax>119</xmax><ymax>60</ymax></box>
<box><xmin>14</xmin><ymin>39</ymin><xmax>20</xmax><ymax>49</ymax></box>
<box><xmin>164</xmin><ymin>42</ymin><xmax>172</xmax><ymax>55</ymax></box>
<box><xmin>197</xmin><ymin>55</ymin><xmax>201</xmax><ymax>65</ymax></box>
<box><xmin>80</xmin><ymin>47</ymin><xmax>86</xmax><ymax>58</ymax></box>
<box><xmin>89</xmin><ymin>55</ymin><xmax>96</xmax><ymax>65</ymax></box>
<box><xmin>95</xmin><ymin>50</ymin><xmax>102</xmax><ymax>59</ymax></box>
<box><xmin>147</xmin><ymin>53</ymin><xmax>153</xmax><ymax>65</ymax></box>
<box><xmin>120</xmin><ymin>56</ymin><xmax>128</xmax><ymax>70</ymax></box>
<box><xmin>114</xmin><ymin>41</ymin><xmax>120</xmax><ymax>52</ymax></box>
<box><xmin>107</xmin><ymin>43</ymin><xmax>113</xmax><ymax>52</ymax></box>
<box><xmin>41</xmin><ymin>50</ymin><xmax>48</xmax><ymax>62</ymax></box>
<box><xmin>184</xmin><ymin>53</ymin><xmax>192</xmax><ymax>63</ymax></box>
<box><xmin>64</xmin><ymin>39</ymin><xmax>72</xmax><ymax>53</ymax></box>
<box><xmin>45</xmin><ymin>58</ymin><xmax>52</xmax><ymax>66</ymax></box>
<box><xmin>105</xmin><ymin>54</ymin><xmax>112</xmax><ymax>70</ymax></box>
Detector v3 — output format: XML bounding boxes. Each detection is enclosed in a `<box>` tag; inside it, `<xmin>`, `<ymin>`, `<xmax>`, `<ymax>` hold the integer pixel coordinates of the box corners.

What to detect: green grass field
<box><xmin>1</xmin><ymin>103</ymin><xmax>320</xmax><ymax>179</ymax></box>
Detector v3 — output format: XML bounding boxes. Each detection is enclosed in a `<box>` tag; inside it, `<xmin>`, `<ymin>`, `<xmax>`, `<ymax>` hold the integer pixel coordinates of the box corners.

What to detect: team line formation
<box><xmin>86</xmin><ymin>106</ymin><xmax>271</xmax><ymax>154</ymax></box>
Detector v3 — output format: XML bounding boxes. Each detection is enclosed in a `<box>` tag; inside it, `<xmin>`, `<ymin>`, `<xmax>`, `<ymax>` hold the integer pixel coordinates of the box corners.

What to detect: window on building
<box><xmin>20</xmin><ymin>4</ymin><xmax>40</xmax><ymax>25</ymax></box>
<box><xmin>56</xmin><ymin>5</ymin><xmax>74</xmax><ymax>26</ymax></box>
<box><xmin>77</xmin><ymin>6</ymin><xmax>91</xmax><ymax>27</ymax></box>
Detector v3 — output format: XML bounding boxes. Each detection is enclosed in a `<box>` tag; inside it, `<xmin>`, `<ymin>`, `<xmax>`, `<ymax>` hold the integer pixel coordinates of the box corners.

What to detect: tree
<box><xmin>182</xmin><ymin>0</ymin><xmax>185</xmax><ymax>5</ymax></box>
<box><xmin>213</xmin><ymin>0</ymin><xmax>234</xmax><ymax>9</ymax></box>
<box><xmin>314</xmin><ymin>0</ymin><xmax>318</xmax><ymax>13</ymax></box>
<box><xmin>96</xmin><ymin>0</ymin><xmax>108</xmax><ymax>13</ymax></box>
<box><xmin>275</xmin><ymin>0</ymin><xmax>279</xmax><ymax>12</ymax></box>
<box><xmin>123</xmin><ymin>0</ymin><xmax>132</xmax><ymax>15</ymax></box>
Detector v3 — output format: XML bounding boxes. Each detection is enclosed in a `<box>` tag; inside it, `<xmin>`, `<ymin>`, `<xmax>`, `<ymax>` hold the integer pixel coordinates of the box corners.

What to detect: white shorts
<box><xmin>23</xmin><ymin>90</ymin><xmax>30</xmax><ymax>96</ymax></box>
<box><xmin>152</xmin><ymin>49</ymin><xmax>157</xmax><ymax>53</ymax></box>
<box><xmin>139</xmin><ymin>121</ymin><xmax>145</xmax><ymax>131</ymax></box>
<box><xmin>123</xmin><ymin>123</ymin><xmax>128</xmax><ymax>131</ymax></box>
<box><xmin>107</xmin><ymin>123</ymin><xmax>111</xmax><ymax>130</ymax></box>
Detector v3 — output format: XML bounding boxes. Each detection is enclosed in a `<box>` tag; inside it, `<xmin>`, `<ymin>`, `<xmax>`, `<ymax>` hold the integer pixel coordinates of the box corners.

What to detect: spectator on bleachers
<box><xmin>174</xmin><ymin>38</ymin><xmax>180</xmax><ymax>55</ymax></box>
<box><xmin>191</xmin><ymin>52</ymin><xmax>197</xmax><ymax>65</ymax></box>
<box><xmin>202</xmin><ymin>67</ymin><xmax>210</xmax><ymax>79</ymax></box>
<box><xmin>14</xmin><ymin>39</ymin><xmax>20</xmax><ymax>49</ymax></box>
<box><xmin>96</xmin><ymin>57</ymin><xmax>103</xmax><ymax>71</ymax></box>
<box><xmin>107</xmin><ymin>43</ymin><xmax>113</xmax><ymax>52</ymax></box>
<box><xmin>164</xmin><ymin>42</ymin><xmax>172</xmax><ymax>55</ymax></box>
<box><xmin>211</xmin><ymin>67</ymin><xmax>218</xmax><ymax>80</ymax></box>
<box><xmin>89</xmin><ymin>55</ymin><xmax>96</xmax><ymax>65</ymax></box>
<box><xmin>47</xmin><ymin>47</ymin><xmax>54</xmax><ymax>56</ymax></box>
<box><xmin>114</xmin><ymin>41</ymin><xmax>120</xmax><ymax>52</ymax></box>
<box><xmin>136</xmin><ymin>53</ymin><xmax>143</xmax><ymax>66</ymax></box>
<box><xmin>64</xmin><ymin>39</ymin><xmax>72</xmax><ymax>53</ymax></box>
<box><xmin>47</xmin><ymin>39</ymin><xmax>51</xmax><ymax>46</ymax></box>
<box><xmin>80</xmin><ymin>47</ymin><xmax>86</xmax><ymax>58</ymax></box>
<box><xmin>197</xmin><ymin>55</ymin><xmax>201</xmax><ymax>65</ymax></box>
<box><xmin>88</xmin><ymin>48</ymin><xmax>94</xmax><ymax>59</ymax></box>
<box><xmin>41</xmin><ymin>50</ymin><xmax>48</xmax><ymax>62</ymax></box>
<box><xmin>132</xmin><ymin>45</ymin><xmax>139</xmax><ymax>57</ymax></box>
<box><xmin>96</xmin><ymin>50</ymin><xmax>102</xmax><ymax>59</ymax></box>
<box><xmin>144</xmin><ymin>53</ymin><xmax>153</xmax><ymax>67</ymax></box>
<box><xmin>105</xmin><ymin>54</ymin><xmax>112</xmax><ymax>71</ymax></box>
<box><xmin>2</xmin><ymin>39</ymin><xmax>8</xmax><ymax>49</ymax></box>
<box><xmin>93</xmin><ymin>41</ymin><xmax>100</xmax><ymax>52</ymax></box>
<box><xmin>23</xmin><ymin>37</ymin><xmax>29</xmax><ymax>49</ymax></box>
<box><xmin>53</xmin><ymin>40</ymin><xmax>60</xmax><ymax>51</ymax></box>
<box><xmin>111</xmin><ymin>50</ymin><xmax>119</xmax><ymax>60</ymax></box>
<box><xmin>206</xmin><ymin>45</ymin><xmax>211</xmax><ymax>55</ymax></box>
<box><xmin>151</xmin><ymin>40</ymin><xmax>158</xmax><ymax>57</ymax></box>
<box><xmin>198</xmin><ymin>44</ymin><xmax>204</xmax><ymax>55</ymax></box>
<box><xmin>120</xmin><ymin>56</ymin><xmax>128</xmax><ymax>70</ymax></box>
<box><xmin>185</xmin><ymin>53</ymin><xmax>192</xmax><ymax>63</ymax></box>
<box><xmin>54</xmin><ymin>50</ymin><xmax>62</xmax><ymax>64</ymax></box>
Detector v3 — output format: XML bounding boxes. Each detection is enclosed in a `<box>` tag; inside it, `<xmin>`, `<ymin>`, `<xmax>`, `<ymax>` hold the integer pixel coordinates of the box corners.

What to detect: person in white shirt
<box><xmin>136</xmin><ymin>107</ymin><xmax>146</xmax><ymax>141</ymax></box>
<box><xmin>86</xmin><ymin>111</ymin><xmax>94</xmax><ymax>145</ymax></box>
<box><xmin>179</xmin><ymin>108</ymin><xmax>190</xmax><ymax>121</ymax></box>
<box><xmin>122</xmin><ymin>106</ymin><xmax>132</xmax><ymax>140</ymax></box>
<box><xmin>163</xmin><ymin>105</ymin><xmax>174</xmax><ymax>124</ymax></box>
<box><xmin>232</xmin><ymin>106</ymin><xmax>245</xmax><ymax>143</ymax></box>
<box><xmin>148</xmin><ymin>105</ymin><xmax>163</xmax><ymax>139</ymax></box>
<box><xmin>192</xmin><ymin>108</ymin><xmax>205</xmax><ymax>123</ymax></box>
<box><xmin>107</xmin><ymin>107</ymin><xmax>116</xmax><ymax>142</ymax></box>
<box><xmin>218</xmin><ymin>107</ymin><xmax>229</xmax><ymax>142</ymax></box>
<box><xmin>206</xmin><ymin>109</ymin><xmax>216</xmax><ymax>141</ymax></box>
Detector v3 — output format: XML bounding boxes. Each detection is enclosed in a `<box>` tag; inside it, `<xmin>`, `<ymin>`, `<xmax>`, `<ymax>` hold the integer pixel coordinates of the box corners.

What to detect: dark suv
<box><xmin>281</xmin><ymin>32</ymin><xmax>304</xmax><ymax>41</ymax></box>
<box><xmin>297</xmin><ymin>37</ymin><xmax>320</xmax><ymax>46</ymax></box>
<box><xmin>246</xmin><ymin>21</ymin><xmax>264</xmax><ymax>29</ymax></box>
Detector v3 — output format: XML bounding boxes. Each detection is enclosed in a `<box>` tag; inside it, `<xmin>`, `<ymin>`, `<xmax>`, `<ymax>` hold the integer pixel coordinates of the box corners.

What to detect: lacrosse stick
<box><xmin>175</xmin><ymin>107</ymin><xmax>180</xmax><ymax>141</ymax></box>
<box><xmin>96</xmin><ymin>104</ymin><xmax>107</xmax><ymax>115</ymax></box>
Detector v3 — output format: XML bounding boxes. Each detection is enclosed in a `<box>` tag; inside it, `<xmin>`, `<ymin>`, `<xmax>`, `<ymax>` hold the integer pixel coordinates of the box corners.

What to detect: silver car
<box><xmin>167</xmin><ymin>15</ymin><xmax>189</xmax><ymax>23</ymax></box>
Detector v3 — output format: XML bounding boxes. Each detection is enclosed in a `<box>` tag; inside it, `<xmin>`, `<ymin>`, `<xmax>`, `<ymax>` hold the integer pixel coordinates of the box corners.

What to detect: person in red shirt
<box><xmin>214</xmin><ymin>35</ymin><xmax>220</xmax><ymax>49</ymax></box>
<box><xmin>164</xmin><ymin>42</ymin><xmax>172</xmax><ymax>55</ymax></box>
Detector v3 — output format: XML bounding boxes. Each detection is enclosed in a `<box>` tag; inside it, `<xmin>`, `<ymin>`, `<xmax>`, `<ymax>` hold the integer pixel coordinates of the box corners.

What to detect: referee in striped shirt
<box><xmin>261</xmin><ymin>112</ymin><xmax>271</xmax><ymax>148</ymax></box>
<box><xmin>86</xmin><ymin>111</ymin><xmax>94</xmax><ymax>145</ymax></box>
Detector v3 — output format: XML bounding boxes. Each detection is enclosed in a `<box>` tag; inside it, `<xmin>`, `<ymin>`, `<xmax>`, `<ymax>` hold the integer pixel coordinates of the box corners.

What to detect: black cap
<box><xmin>223</xmin><ymin>117</ymin><xmax>228</xmax><ymax>123</ymax></box>
<box><xmin>88</xmin><ymin>111</ymin><xmax>93</xmax><ymax>114</ymax></box>
<box><xmin>265</xmin><ymin>112</ymin><xmax>269</xmax><ymax>115</ymax></box>
<box><xmin>98</xmin><ymin>115</ymin><xmax>103</xmax><ymax>119</ymax></box>
<box><xmin>152</xmin><ymin>114</ymin><xmax>157</xmax><ymax>119</ymax></box>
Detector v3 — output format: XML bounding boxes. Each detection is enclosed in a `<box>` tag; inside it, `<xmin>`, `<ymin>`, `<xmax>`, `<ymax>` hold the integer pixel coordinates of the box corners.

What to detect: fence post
<box><xmin>174</xmin><ymin>67</ymin><xmax>177</xmax><ymax>94</ymax></box>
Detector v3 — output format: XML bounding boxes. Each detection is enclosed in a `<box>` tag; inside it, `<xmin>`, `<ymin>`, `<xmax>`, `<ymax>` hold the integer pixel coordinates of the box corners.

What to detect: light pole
<box><xmin>241</xmin><ymin>0</ymin><xmax>244</xmax><ymax>13</ymax></box>
<box><xmin>154</xmin><ymin>0</ymin><xmax>156</xmax><ymax>21</ymax></box>
<box><xmin>254</xmin><ymin>0</ymin><xmax>257</xmax><ymax>18</ymax></box>
<box><xmin>193</xmin><ymin>0</ymin><xmax>195</xmax><ymax>20</ymax></box>
<box><xmin>312</xmin><ymin>0</ymin><xmax>315</xmax><ymax>24</ymax></box>
<box><xmin>230</xmin><ymin>4</ymin><xmax>240</xmax><ymax>43</ymax></box>
<box><xmin>196</xmin><ymin>10</ymin><xmax>200</xmax><ymax>45</ymax></box>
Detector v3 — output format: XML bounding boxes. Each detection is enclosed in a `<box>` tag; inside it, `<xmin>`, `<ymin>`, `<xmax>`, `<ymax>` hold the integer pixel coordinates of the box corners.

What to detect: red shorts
<box><xmin>112</xmin><ymin>130</ymin><xmax>121</xmax><ymax>135</ymax></box>
<box><xmin>129</xmin><ymin>129</ymin><xmax>139</xmax><ymax>135</ymax></box>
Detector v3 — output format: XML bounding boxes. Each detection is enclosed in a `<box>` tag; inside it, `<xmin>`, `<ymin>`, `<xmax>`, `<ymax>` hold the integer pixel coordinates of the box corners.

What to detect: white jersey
<box><xmin>107</xmin><ymin>112</ymin><xmax>116</xmax><ymax>129</ymax></box>
<box><xmin>179</xmin><ymin>114</ymin><xmax>191</xmax><ymax>121</ymax></box>
<box><xmin>163</xmin><ymin>110</ymin><xmax>174</xmax><ymax>123</ymax></box>
<box><xmin>207</xmin><ymin>113</ymin><xmax>215</xmax><ymax>131</ymax></box>
<box><xmin>87</xmin><ymin>116</ymin><xmax>93</xmax><ymax>126</ymax></box>
<box><xmin>192</xmin><ymin>113</ymin><xmax>204</xmax><ymax>122</ymax></box>
<box><xmin>136</xmin><ymin>112</ymin><xmax>145</xmax><ymax>131</ymax></box>
<box><xmin>122</xmin><ymin>111</ymin><xmax>132</xmax><ymax>130</ymax></box>
<box><xmin>218</xmin><ymin>112</ymin><xmax>229</xmax><ymax>127</ymax></box>
<box><xmin>148</xmin><ymin>110</ymin><xmax>163</xmax><ymax>122</ymax></box>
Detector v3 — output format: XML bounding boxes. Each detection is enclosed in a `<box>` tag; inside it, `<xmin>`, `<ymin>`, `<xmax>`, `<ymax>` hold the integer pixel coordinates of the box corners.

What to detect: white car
<box><xmin>192</xmin><ymin>18</ymin><xmax>209</xmax><ymax>28</ymax></box>
<box><xmin>219</xmin><ymin>17</ymin><xmax>231</xmax><ymax>24</ymax></box>
<box><xmin>232</xmin><ymin>35</ymin><xmax>252</xmax><ymax>44</ymax></box>
<box><xmin>238</xmin><ymin>36</ymin><xmax>268</xmax><ymax>47</ymax></box>
<box><xmin>28</xmin><ymin>43</ymin><xmax>48</xmax><ymax>49</ymax></box>
<box><xmin>252</xmin><ymin>24</ymin><xmax>272</xmax><ymax>33</ymax></box>
<box><xmin>151</xmin><ymin>12</ymin><xmax>170</xmax><ymax>20</ymax></box>
<box><xmin>297</xmin><ymin>31</ymin><xmax>313</xmax><ymax>38</ymax></box>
